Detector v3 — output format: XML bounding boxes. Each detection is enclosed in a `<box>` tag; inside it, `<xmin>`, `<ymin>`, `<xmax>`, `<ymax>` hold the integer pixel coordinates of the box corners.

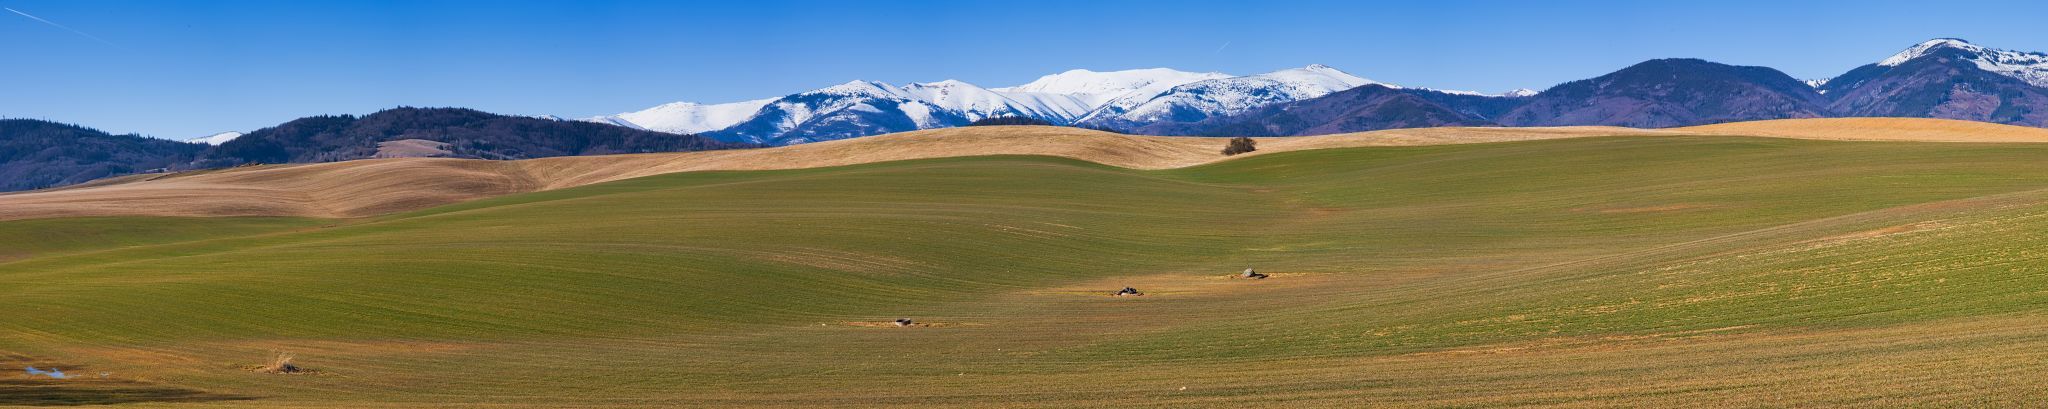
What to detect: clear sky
<box><xmin>4</xmin><ymin>0</ymin><xmax>2045</xmax><ymax>139</ymax></box>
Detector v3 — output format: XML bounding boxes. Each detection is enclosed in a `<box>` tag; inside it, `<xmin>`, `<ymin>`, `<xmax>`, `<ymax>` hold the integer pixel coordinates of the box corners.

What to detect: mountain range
<box><xmin>584</xmin><ymin>38</ymin><xmax>2048</xmax><ymax>142</ymax></box>
<box><xmin>582</xmin><ymin>65</ymin><xmax>1385</xmax><ymax>145</ymax></box>
<box><xmin>8</xmin><ymin>38</ymin><xmax>2048</xmax><ymax>193</ymax></box>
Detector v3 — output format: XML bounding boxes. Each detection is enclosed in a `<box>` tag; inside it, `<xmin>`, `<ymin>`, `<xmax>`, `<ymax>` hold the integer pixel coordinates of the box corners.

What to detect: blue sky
<box><xmin>3</xmin><ymin>0</ymin><xmax>2045</xmax><ymax>139</ymax></box>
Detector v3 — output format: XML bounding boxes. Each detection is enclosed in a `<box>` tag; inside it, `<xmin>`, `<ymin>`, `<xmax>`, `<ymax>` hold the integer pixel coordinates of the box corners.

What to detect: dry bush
<box><xmin>257</xmin><ymin>351</ymin><xmax>305</xmax><ymax>374</ymax></box>
<box><xmin>1222</xmin><ymin>137</ymin><xmax>1257</xmax><ymax>156</ymax></box>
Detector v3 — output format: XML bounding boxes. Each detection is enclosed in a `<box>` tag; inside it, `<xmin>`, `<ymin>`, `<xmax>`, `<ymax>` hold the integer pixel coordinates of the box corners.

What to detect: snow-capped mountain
<box><xmin>575</xmin><ymin>39</ymin><xmax>2048</xmax><ymax>145</ymax></box>
<box><xmin>1421</xmin><ymin>88</ymin><xmax>1541</xmax><ymax>98</ymax></box>
<box><xmin>586</xmin><ymin>65</ymin><xmax>1389</xmax><ymax>144</ymax></box>
<box><xmin>1421</xmin><ymin>88</ymin><xmax>1489</xmax><ymax>96</ymax></box>
<box><xmin>1878</xmin><ymin>38</ymin><xmax>2048</xmax><ymax>88</ymax></box>
<box><xmin>1820</xmin><ymin>38</ymin><xmax>2048</xmax><ymax>127</ymax></box>
<box><xmin>898</xmin><ymin>80</ymin><xmax>1091</xmax><ymax>123</ymax></box>
<box><xmin>595</xmin><ymin>68</ymin><xmax>1257</xmax><ymax>145</ymax></box>
<box><xmin>186</xmin><ymin>131</ymin><xmax>244</xmax><ymax>145</ymax></box>
<box><xmin>700</xmin><ymin>80</ymin><xmax>958</xmax><ymax>145</ymax></box>
<box><xmin>991</xmin><ymin>68</ymin><xmax>1231</xmax><ymax>109</ymax></box>
<box><xmin>1076</xmin><ymin>64</ymin><xmax>1388</xmax><ymax>132</ymax></box>
<box><xmin>587</xmin><ymin>99</ymin><xmax>776</xmax><ymax>134</ymax></box>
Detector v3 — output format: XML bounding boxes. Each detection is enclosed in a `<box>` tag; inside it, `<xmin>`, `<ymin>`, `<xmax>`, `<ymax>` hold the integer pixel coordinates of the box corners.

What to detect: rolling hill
<box><xmin>7</xmin><ymin>119</ymin><xmax>2048</xmax><ymax>407</ymax></box>
<box><xmin>0</xmin><ymin>125</ymin><xmax>1680</xmax><ymax>220</ymax></box>
<box><xmin>10</xmin><ymin>118</ymin><xmax>2048</xmax><ymax>222</ymax></box>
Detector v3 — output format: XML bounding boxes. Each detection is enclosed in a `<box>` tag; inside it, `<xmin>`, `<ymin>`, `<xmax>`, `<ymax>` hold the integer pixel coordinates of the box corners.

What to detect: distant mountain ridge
<box><xmin>1176</xmin><ymin>38</ymin><xmax>2048</xmax><ymax>136</ymax></box>
<box><xmin>1496</xmin><ymin>58</ymin><xmax>1832</xmax><ymax>128</ymax></box>
<box><xmin>1084</xmin><ymin>64</ymin><xmax>1384</xmax><ymax>134</ymax></box>
<box><xmin>1821</xmin><ymin>40</ymin><xmax>2048</xmax><ymax>126</ymax></box>
<box><xmin>203</xmin><ymin>107</ymin><xmax>747</xmax><ymax>166</ymax></box>
<box><xmin>1166</xmin><ymin>85</ymin><xmax>1496</xmax><ymax>136</ymax></box>
<box><xmin>0</xmin><ymin>109</ymin><xmax>748</xmax><ymax>193</ymax></box>
<box><xmin>1876</xmin><ymin>39</ymin><xmax>2048</xmax><ymax>87</ymax></box>
<box><xmin>587</xmin><ymin>38</ymin><xmax>2048</xmax><ymax>142</ymax></box>
<box><xmin>13</xmin><ymin>38</ymin><xmax>2048</xmax><ymax>193</ymax></box>
<box><xmin>585</xmin><ymin>65</ymin><xmax>1376</xmax><ymax>145</ymax></box>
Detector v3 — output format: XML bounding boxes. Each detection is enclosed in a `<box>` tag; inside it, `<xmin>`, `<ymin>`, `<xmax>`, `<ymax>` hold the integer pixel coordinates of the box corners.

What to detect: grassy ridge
<box><xmin>4</xmin><ymin>136</ymin><xmax>2048</xmax><ymax>406</ymax></box>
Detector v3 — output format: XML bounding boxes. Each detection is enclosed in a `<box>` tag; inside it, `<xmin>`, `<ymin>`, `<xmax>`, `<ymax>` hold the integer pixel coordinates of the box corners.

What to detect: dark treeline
<box><xmin>0</xmin><ymin>108</ymin><xmax>758</xmax><ymax>192</ymax></box>
<box><xmin>0</xmin><ymin>119</ymin><xmax>204</xmax><ymax>191</ymax></box>
<box><xmin>204</xmin><ymin>107</ymin><xmax>753</xmax><ymax>166</ymax></box>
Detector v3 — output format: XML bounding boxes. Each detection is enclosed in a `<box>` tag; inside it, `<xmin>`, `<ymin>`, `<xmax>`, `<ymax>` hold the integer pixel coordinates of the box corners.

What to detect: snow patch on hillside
<box><xmin>590</xmin><ymin>65</ymin><xmax>1405</xmax><ymax>143</ymax></box>
<box><xmin>585</xmin><ymin>98</ymin><xmax>775</xmax><ymax>134</ymax></box>
<box><xmin>1880</xmin><ymin>38</ymin><xmax>2048</xmax><ymax>88</ymax></box>
<box><xmin>187</xmin><ymin>131</ymin><xmax>243</xmax><ymax>145</ymax></box>
<box><xmin>1084</xmin><ymin>64</ymin><xmax>1389</xmax><ymax>125</ymax></box>
<box><xmin>993</xmin><ymin>68</ymin><xmax>1231</xmax><ymax>108</ymax></box>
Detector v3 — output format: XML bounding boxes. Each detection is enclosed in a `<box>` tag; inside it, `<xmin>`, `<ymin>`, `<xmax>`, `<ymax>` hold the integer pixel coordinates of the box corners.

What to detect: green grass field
<box><xmin>6</xmin><ymin>135</ymin><xmax>2048</xmax><ymax>407</ymax></box>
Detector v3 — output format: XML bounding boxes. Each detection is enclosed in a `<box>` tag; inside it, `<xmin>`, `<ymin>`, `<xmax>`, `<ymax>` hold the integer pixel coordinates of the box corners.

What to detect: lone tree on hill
<box><xmin>1222</xmin><ymin>136</ymin><xmax>1257</xmax><ymax>156</ymax></box>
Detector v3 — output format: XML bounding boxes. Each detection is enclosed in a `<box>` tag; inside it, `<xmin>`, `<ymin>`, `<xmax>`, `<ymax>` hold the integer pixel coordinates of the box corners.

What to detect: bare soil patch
<box><xmin>373</xmin><ymin>139</ymin><xmax>454</xmax><ymax>158</ymax></box>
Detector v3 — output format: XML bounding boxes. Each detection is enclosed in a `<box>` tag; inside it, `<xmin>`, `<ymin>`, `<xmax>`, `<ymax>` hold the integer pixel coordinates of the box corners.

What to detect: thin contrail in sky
<box><xmin>1215</xmin><ymin>41</ymin><xmax>1231</xmax><ymax>53</ymax></box>
<box><xmin>5</xmin><ymin>7</ymin><xmax>121</xmax><ymax>47</ymax></box>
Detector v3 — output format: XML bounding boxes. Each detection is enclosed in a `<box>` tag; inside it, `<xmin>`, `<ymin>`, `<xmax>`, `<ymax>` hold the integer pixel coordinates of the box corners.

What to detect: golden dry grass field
<box><xmin>5</xmin><ymin>118</ymin><xmax>2048</xmax><ymax>407</ymax></box>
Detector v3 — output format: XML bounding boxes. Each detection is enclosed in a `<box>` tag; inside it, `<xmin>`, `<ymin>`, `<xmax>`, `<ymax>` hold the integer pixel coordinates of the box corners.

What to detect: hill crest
<box><xmin>9</xmin><ymin>118</ymin><xmax>2048</xmax><ymax>221</ymax></box>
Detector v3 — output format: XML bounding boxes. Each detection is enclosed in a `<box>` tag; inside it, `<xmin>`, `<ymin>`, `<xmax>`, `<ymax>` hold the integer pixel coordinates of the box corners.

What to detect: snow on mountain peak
<box><xmin>585</xmin><ymin>65</ymin><xmax>1417</xmax><ymax>144</ymax></box>
<box><xmin>1085</xmin><ymin>64</ymin><xmax>1392</xmax><ymax>126</ymax></box>
<box><xmin>819</xmin><ymin>80</ymin><xmax>908</xmax><ymax>98</ymax></box>
<box><xmin>1255</xmin><ymin>64</ymin><xmax>1387</xmax><ymax>91</ymax></box>
<box><xmin>187</xmin><ymin>131</ymin><xmax>244</xmax><ymax>145</ymax></box>
<box><xmin>995</xmin><ymin>68</ymin><xmax>1228</xmax><ymax>93</ymax></box>
<box><xmin>1419</xmin><ymin>88</ymin><xmax>1539</xmax><ymax>97</ymax></box>
<box><xmin>1880</xmin><ymin>38</ymin><xmax>1982</xmax><ymax>67</ymax></box>
<box><xmin>1875</xmin><ymin>38</ymin><xmax>2048</xmax><ymax>88</ymax></box>
<box><xmin>992</xmin><ymin>68</ymin><xmax>1232</xmax><ymax>107</ymax></box>
<box><xmin>582</xmin><ymin>98</ymin><xmax>776</xmax><ymax>134</ymax></box>
<box><xmin>897</xmin><ymin>79</ymin><xmax>1078</xmax><ymax>122</ymax></box>
<box><xmin>1296</xmin><ymin>64</ymin><xmax>1356</xmax><ymax>78</ymax></box>
<box><xmin>1422</xmin><ymin>88</ymin><xmax>1486</xmax><ymax>96</ymax></box>
<box><xmin>908</xmin><ymin>79</ymin><xmax>973</xmax><ymax>88</ymax></box>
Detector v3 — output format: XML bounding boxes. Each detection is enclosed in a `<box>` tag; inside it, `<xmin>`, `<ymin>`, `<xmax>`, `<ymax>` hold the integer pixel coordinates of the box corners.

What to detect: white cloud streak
<box><xmin>6</xmin><ymin>7</ymin><xmax>120</xmax><ymax>47</ymax></box>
